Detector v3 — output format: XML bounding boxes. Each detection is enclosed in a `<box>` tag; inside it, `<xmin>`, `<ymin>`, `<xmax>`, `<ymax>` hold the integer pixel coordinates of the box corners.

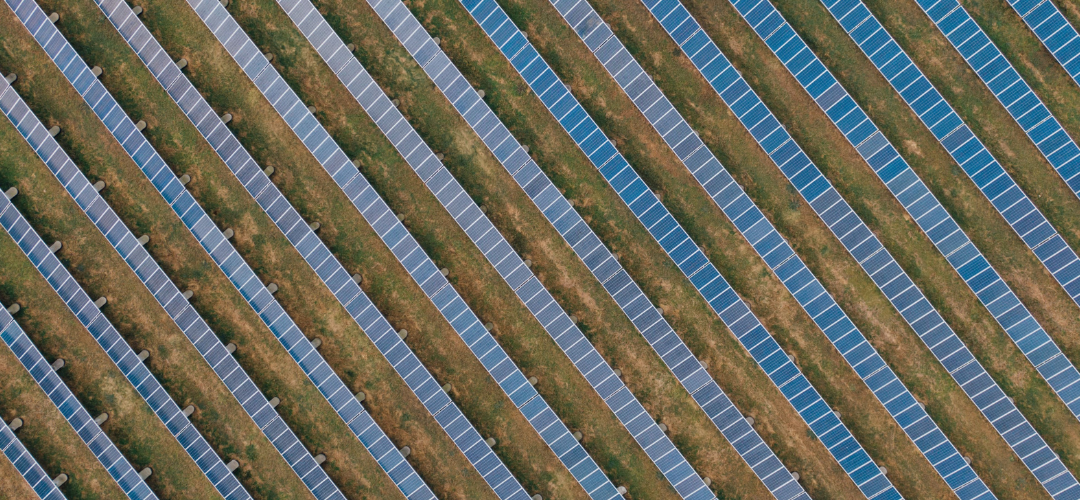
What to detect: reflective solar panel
<box><xmin>0</xmin><ymin>41</ymin><xmax>348</xmax><ymax>500</ymax></box>
<box><xmin>0</xmin><ymin>416</ymin><xmax>67</xmax><ymax>500</ymax></box>
<box><xmin>270</xmin><ymin>0</ymin><xmax>715</xmax><ymax>497</ymax></box>
<box><xmin>0</xmin><ymin>173</ymin><xmax>250</xmax><ymax>500</ymax></box>
<box><xmin>863</xmin><ymin>0</ymin><xmax>1080</xmax><ymax>309</ymax></box>
<box><xmin>1007</xmin><ymin>0</ymin><xmax>1080</xmax><ymax>96</ymax></box>
<box><xmin>0</xmin><ymin>306</ymin><xmax>156</xmax><ymax>500</ymax></box>
<box><xmin>452</xmin><ymin>0</ymin><xmax>910</xmax><ymax>496</ymax></box>
<box><xmin>639</xmin><ymin>0</ymin><xmax>1080</xmax><ymax>497</ymax></box>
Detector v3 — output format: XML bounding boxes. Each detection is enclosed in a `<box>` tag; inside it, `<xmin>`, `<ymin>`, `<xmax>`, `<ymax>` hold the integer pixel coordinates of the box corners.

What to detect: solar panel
<box><xmin>0</xmin><ymin>58</ymin><xmax>347</xmax><ymax>500</ymax></box>
<box><xmin>271</xmin><ymin>0</ymin><xmax>713</xmax><ymax>497</ymax></box>
<box><xmin>87</xmin><ymin>1</ymin><xmax>569</xmax><ymax>498</ymax></box>
<box><xmin>370</xmin><ymin>0</ymin><xmax>832</xmax><ymax>497</ymax></box>
<box><xmin>0</xmin><ymin>411</ymin><xmax>67</xmax><ymax>500</ymax></box>
<box><xmin>865</xmin><ymin>0</ymin><xmax>1080</xmax><ymax>309</ymax></box>
<box><xmin>572</xmin><ymin>0</ymin><xmax>1006</xmax><ymax>496</ymax></box>
<box><xmin>0</xmin><ymin>306</ymin><xmax>157</xmax><ymax>500</ymax></box>
<box><xmin>636</xmin><ymin>0</ymin><xmax>1080</xmax><ymax>497</ymax></box>
<box><xmin>0</xmin><ymin>169</ymin><xmax>251</xmax><ymax>500</ymax></box>
<box><xmin>449</xmin><ymin>0</ymin><xmax>913</xmax><ymax>496</ymax></box>
<box><xmin>168</xmin><ymin>0</ymin><xmax>626</xmax><ymax>498</ymax></box>
<box><xmin>1007</xmin><ymin>0</ymin><xmax>1080</xmax><ymax>94</ymax></box>
<box><xmin>19</xmin><ymin>1</ymin><xmax>437</xmax><ymax>497</ymax></box>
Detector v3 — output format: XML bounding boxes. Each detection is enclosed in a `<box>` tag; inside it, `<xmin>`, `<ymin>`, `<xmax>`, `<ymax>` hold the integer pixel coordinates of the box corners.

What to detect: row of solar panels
<box><xmin>0</xmin><ymin>404</ymin><xmax>66</xmax><ymax>500</ymax></box>
<box><xmin>826</xmin><ymin>0</ymin><xmax>1080</xmax><ymax>310</ymax></box>
<box><xmin>659</xmin><ymin>0</ymin><xmax>1080</xmax><ymax>497</ymax></box>
<box><xmin>0</xmin><ymin>29</ymin><xmax>351</xmax><ymax>500</ymax></box>
<box><xmin>655</xmin><ymin>0</ymin><xmax>1080</xmax><ymax>498</ymax></box>
<box><xmin>106</xmin><ymin>0</ymin><xmax>593</xmax><ymax>497</ymax></box>
<box><xmin>0</xmin><ymin>300</ymin><xmax>155</xmax><ymax>500</ymax></box>
<box><xmin>274</xmin><ymin>0</ymin><xmax>715</xmax><ymax>498</ymax></box>
<box><xmin>453</xmin><ymin>0</ymin><xmax>906</xmax><ymax>497</ymax></box>
<box><xmin>35</xmin><ymin>0</ymin><xmax>442</xmax><ymax>497</ymax></box>
<box><xmin>373</xmin><ymin>0</ymin><xmax>818</xmax><ymax>497</ymax></box>
<box><xmin>818</xmin><ymin>0</ymin><xmax>1080</xmax><ymax>419</ymax></box>
<box><xmin>181</xmin><ymin>0</ymin><xmax>622</xmax><ymax>497</ymax></box>
<box><xmin>564</xmin><ymin>0</ymin><xmax>997</xmax><ymax>496</ymax></box>
<box><xmin>1009</xmin><ymin>0</ymin><xmax>1080</xmax><ymax>85</ymax></box>
<box><xmin>0</xmin><ymin>174</ymin><xmax>249</xmax><ymax>498</ymax></box>
<box><xmin>907</xmin><ymin>0</ymin><xmax>1080</xmax><ymax>303</ymax></box>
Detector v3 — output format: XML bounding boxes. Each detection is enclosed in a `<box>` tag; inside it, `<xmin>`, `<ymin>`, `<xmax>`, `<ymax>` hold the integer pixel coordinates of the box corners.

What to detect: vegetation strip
<box><xmin>0</xmin><ymin>153</ymin><xmax>248</xmax><ymax>499</ymax></box>
<box><xmin>0</xmin><ymin>27</ymin><xmax>351</xmax><ymax>497</ymax></box>
<box><xmin>0</xmin><ymin>299</ymin><xmax>156</xmax><ymax>499</ymax></box>
<box><xmin>0</xmin><ymin>404</ymin><xmax>67</xmax><ymax>500</ymax></box>
<box><xmin>365</xmin><ymin>0</ymin><xmax>824</xmax><ymax>497</ymax></box>
<box><xmin>272</xmin><ymin>0</ymin><xmax>710</xmax><ymax>497</ymax></box>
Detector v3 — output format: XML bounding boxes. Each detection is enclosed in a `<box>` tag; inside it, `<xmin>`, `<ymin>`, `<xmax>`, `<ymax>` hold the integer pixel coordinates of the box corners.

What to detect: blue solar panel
<box><xmin>0</xmin><ymin>49</ymin><xmax>350</xmax><ymax>500</ymax></box>
<box><xmin>463</xmin><ymin>0</ymin><xmax>915</xmax><ymax>496</ymax></box>
<box><xmin>0</xmin><ymin>414</ymin><xmax>68</xmax><ymax>500</ymax></box>
<box><xmin>885</xmin><ymin>0</ymin><xmax>1080</xmax><ymax>307</ymax></box>
<box><xmin>645</xmin><ymin>0</ymin><xmax>1080</xmax><ymax>497</ymax></box>
<box><xmin>10</xmin><ymin>1</ymin><xmax>435</xmax><ymax>497</ymax></box>
<box><xmin>0</xmin><ymin>307</ymin><xmax>156</xmax><ymax>500</ymax></box>
<box><xmin>0</xmin><ymin>173</ymin><xmax>250</xmax><ymax>500</ymax></box>
<box><xmin>94</xmin><ymin>0</ymin><xmax>571</xmax><ymax>497</ymax></box>
<box><xmin>278</xmin><ymin>0</ymin><xmax>712</xmax><ymax>492</ymax></box>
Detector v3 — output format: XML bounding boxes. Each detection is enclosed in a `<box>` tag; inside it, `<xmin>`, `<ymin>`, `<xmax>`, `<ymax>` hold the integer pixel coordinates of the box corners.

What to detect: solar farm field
<box><xmin>1</xmin><ymin>0</ymin><xmax>1079</xmax><ymax>498</ymax></box>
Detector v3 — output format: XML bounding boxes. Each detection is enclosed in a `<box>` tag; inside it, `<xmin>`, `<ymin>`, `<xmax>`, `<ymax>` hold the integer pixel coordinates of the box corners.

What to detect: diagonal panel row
<box><xmin>54</xmin><ymin>0</ymin><xmax>453</xmax><ymax>497</ymax></box>
<box><xmin>827</xmin><ymin>0</ymin><xmax>1080</xmax><ymax>327</ymax></box>
<box><xmin>0</xmin><ymin>153</ymin><xmax>250</xmax><ymax>500</ymax></box>
<box><xmin>0</xmin><ymin>31</ymin><xmax>350</xmax><ymax>499</ymax></box>
<box><xmin>627</xmin><ymin>0</ymin><xmax>1080</xmax><ymax>497</ymax></box>
<box><xmin>0</xmin><ymin>403</ymin><xmax>66</xmax><ymax>500</ymax></box>
<box><xmin>451</xmin><ymin>0</ymin><xmax>904</xmax><ymax>497</ymax></box>
<box><xmin>901</xmin><ymin>0</ymin><xmax>1080</xmax><ymax>303</ymax></box>
<box><xmin>177</xmin><ymin>0</ymin><xmax>626</xmax><ymax>497</ymax></box>
<box><xmin>273</xmin><ymin>0</ymin><xmax>711</xmax><ymax>497</ymax></box>
<box><xmin>1006</xmin><ymin>0</ymin><xmax>1080</xmax><ymax>91</ymax></box>
<box><xmin>561</xmin><ymin>0</ymin><xmax>997</xmax><ymax>496</ymax></box>
<box><xmin>821</xmin><ymin>0</ymin><xmax>1080</xmax><ymax>432</ymax></box>
<box><xmin>94</xmin><ymin>0</ymin><xmax>560</xmax><ymax>498</ymax></box>
<box><xmin>0</xmin><ymin>306</ymin><xmax>152</xmax><ymax>499</ymax></box>
<box><xmin>377</xmin><ymin>0</ymin><xmax>839</xmax><ymax>496</ymax></box>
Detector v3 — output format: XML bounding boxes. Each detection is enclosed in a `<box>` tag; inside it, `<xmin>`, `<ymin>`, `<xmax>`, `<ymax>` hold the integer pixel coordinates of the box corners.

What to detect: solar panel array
<box><xmin>274</xmin><ymin>1</ymin><xmax>712</xmax><ymax>498</ymax></box>
<box><xmin>0</xmin><ymin>38</ymin><xmax>353</xmax><ymax>500</ymax></box>
<box><xmin>42</xmin><ymin>2</ymin><xmax>440</xmax><ymax>498</ymax></box>
<box><xmin>900</xmin><ymin>0</ymin><xmax>1080</xmax><ymax>300</ymax></box>
<box><xmin>92</xmin><ymin>2</ymin><xmax>553</xmax><ymax>499</ymax></box>
<box><xmin>0</xmin><ymin>303</ymin><xmax>157</xmax><ymax>500</ymax></box>
<box><xmin>625</xmin><ymin>0</ymin><xmax>1080</xmax><ymax>497</ymax></box>
<box><xmin>1007</xmin><ymin>0</ymin><xmax>1080</xmax><ymax>93</ymax></box>
<box><xmin>818</xmin><ymin>0</ymin><xmax>1080</xmax><ymax>421</ymax></box>
<box><xmin>179</xmin><ymin>1</ymin><xmax>630</xmax><ymax>498</ymax></box>
<box><xmin>551</xmin><ymin>0</ymin><xmax>1000</xmax><ymax>496</ymax></box>
<box><xmin>0</xmin><ymin>151</ymin><xmax>251</xmax><ymax>500</ymax></box>
<box><xmin>382</xmin><ymin>0</ymin><xmax>823</xmax><ymax>497</ymax></box>
<box><xmin>0</xmin><ymin>402</ymin><xmax>67</xmax><ymax>500</ymax></box>
<box><xmin>450</xmin><ymin>0</ymin><xmax>915</xmax><ymax>496</ymax></box>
